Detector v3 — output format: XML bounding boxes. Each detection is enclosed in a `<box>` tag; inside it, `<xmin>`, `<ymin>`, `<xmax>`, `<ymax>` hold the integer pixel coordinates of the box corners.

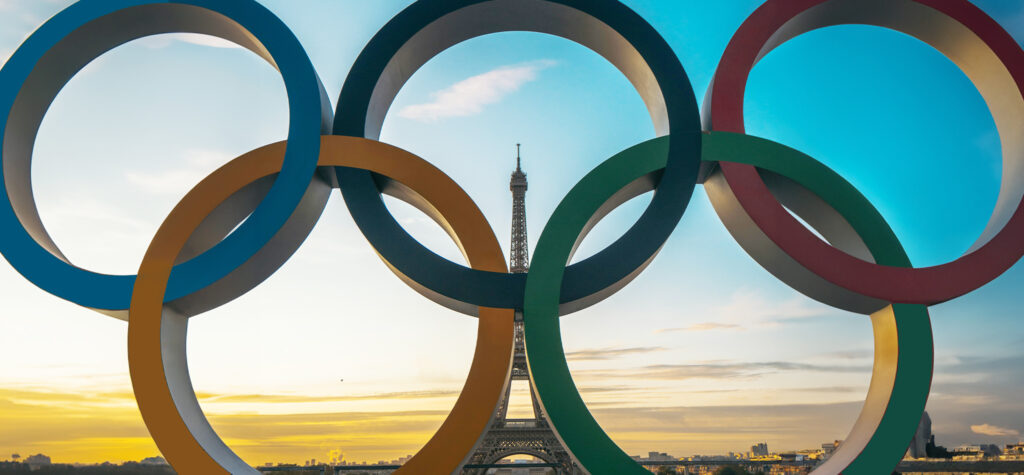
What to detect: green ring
<box><xmin>523</xmin><ymin>131</ymin><xmax>933</xmax><ymax>474</ymax></box>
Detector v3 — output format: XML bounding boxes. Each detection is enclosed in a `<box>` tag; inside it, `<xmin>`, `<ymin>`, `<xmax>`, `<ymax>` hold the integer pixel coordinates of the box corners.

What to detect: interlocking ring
<box><xmin>333</xmin><ymin>0</ymin><xmax>703</xmax><ymax>316</ymax></box>
<box><xmin>0</xmin><ymin>0</ymin><xmax>332</xmax><ymax>316</ymax></box>
<box><xmin>524</xmin><ymin>133</ymin><xmax>932</xmax><ymax>473</ymax></box>
<box><xmin>2</xmin><ymin>0</ymin><xmax>1021</xmax><ymax>474</ymax></box>
<box><xmin>705</xmin><ymin>0</ymin><xmax>1024</xmax><ymax>308</ymax></box>
<box><xmin>129</xmin><ymin>137</ymin><xmax>515</xmax><ymax>474</ymax></box>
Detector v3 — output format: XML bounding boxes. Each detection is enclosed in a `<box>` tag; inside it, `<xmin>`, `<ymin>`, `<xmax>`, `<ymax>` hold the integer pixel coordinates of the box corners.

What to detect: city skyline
<box><xmin>2</xmin><ymin>0</ymin><xmax>1024</xmax><ymax>467</ymax></box>
<box><xmin>6</xmin><ymin>428</ymin><xmax>1022</xmax><ymax>471</ymax></box>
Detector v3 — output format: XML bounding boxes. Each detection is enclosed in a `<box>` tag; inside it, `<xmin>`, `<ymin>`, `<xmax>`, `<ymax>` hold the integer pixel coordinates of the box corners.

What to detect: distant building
<box><xmin>645</xmin><ymin>452</ymin><xmax>675</xmax><ymax>462</ymax></box>
<box><xmin>796</xmin><ymin>448</ymin><xmax>825</xmax><ymax>460</ymax></box>
<box><xmin>752</xmin><ymin>442</ymin><xmax>769</xmax><ymax>457</ymax></box>
<box><xmin>952</xmin><ymin>443</ymin><xmax>1001</xmax><ymax>460</ymax></box>
<box><xmin>822</xmin><ymin>440</ymin><xmax>842</xmax><ymax>458</ymax></box>
<box><xmin>633</xmin><ymin>451</ymin><xmax>678</xmax><ymax>471</ymax></box>
<box><xmin>1004</xmin><ymin>442</ymin><xmax>1024</xmax><ymax>457</ymax></box>
<box><xmin>908</xmin><ymin>411</ymin><xmax>932</xmax><ymax>458</ymax></box>
<box><xmin>778</xmin><ymin>453</ymin><xmax>807</xmax><ymax>462</ymax></box>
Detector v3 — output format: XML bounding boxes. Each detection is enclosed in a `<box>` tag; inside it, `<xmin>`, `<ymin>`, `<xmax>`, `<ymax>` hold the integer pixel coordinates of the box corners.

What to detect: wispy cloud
<box><xmin>578</xmin><ymin>360</ymin><xmax>870</xmax><ymax>381</ymax></box>
<box><xmin>0</xmin><ymin>0</ymin><xmax>70</xmax><ymax>8</ymax></box>
<box><xmin>139</xmin><ymin>33</ymin><xmax>244</xmax><ymax>50</ymax></box>
<box><xmin>657</xmin><ymin>289</ymin><xmax>830</xmax><ymax>334</ymax></box>
<box><xmin>787</xmin><ymin>386</ymin><xmax>861</xmax><ymax>393</ymax></box>
<box><xmin>657</xmin><ymin>322</ymin><xmax>743</xmax><ymax>333</ymax></box>
<box><xmin>203</xmin><ymin>389</ymin><xmax>459</xmax><ymax>404</ymax></box>
<box><xmin>0</xmin><ymin>1</ymin><xmax>74</xmax><ymax>31</ymax></box>
<box><xmin>819</xmin><ymin>349</ymin><xmax>874</xmax><ymax>360</ymax></box>
<box><xmin>971</xmin><ymin>423</ymin><xmax>1020</xmax><ymax>437</ymax></box>
<box><xmin>710</xmin><ymin>289</ymin><xmax>827</xmax><ymax>325</ymax></box>
<box><xmin>577</xmin><ymin>386</ymin><xmax>637</xmax><ymax>394</ymax></box>
<box><xmin>566</xmin><ymin>346</ymin><xmax>665</xmax><ymax>361</ymax></box>
<box><xmin>46</xmin><ymin>197</ymin><xmax>150</xmax><ymax>237</ymax></box>
<box><xmin>398</xmin><ymin>60</ymin><xmax>557</xmax><ymax>122</ymax></box>
<box><xmin>124</xmin><ymin>149</ymin><xmax>232</xmax><ymax>195</ymax></box>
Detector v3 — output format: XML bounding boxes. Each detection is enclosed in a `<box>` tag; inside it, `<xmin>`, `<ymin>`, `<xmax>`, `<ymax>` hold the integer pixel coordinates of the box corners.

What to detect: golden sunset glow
<box><xmin>0</xmin><ymin>381</ymin><xmax>877</xmax><ymax>465</ymax></box>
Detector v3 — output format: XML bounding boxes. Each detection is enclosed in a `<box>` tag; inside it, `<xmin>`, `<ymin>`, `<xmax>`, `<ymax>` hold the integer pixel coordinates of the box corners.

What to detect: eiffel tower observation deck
<box><xmin>463</xmin><ymin>145</ymin><xmax>579</xmax><ymax>474</ymax></box>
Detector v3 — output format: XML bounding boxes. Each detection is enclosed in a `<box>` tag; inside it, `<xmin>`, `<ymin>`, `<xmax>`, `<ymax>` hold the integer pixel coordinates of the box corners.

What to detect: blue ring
<box><xmin>0</xmin><ymin>0</ymin><xmax>330</xmax><ymax>311</ymax></box>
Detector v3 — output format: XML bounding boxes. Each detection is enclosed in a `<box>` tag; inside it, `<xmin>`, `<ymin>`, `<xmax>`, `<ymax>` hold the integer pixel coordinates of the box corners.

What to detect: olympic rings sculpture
<box><xmin>0</xmin><ymin>0</ymin><xmax>1020</xmax><ymax>473</ymax></box>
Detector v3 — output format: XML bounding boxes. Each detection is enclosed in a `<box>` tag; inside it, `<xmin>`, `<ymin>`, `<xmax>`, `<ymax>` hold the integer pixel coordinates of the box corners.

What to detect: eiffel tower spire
<box><xmin>509</xmin><ymin>144</ymin><xmax>529</xmax><ymax>273</ymax></box>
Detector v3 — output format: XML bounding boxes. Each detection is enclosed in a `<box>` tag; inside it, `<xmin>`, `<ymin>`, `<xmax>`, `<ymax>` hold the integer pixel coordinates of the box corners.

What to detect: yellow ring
<box><xmin>128</xmin><ymin>136</ymin><xmax>514</xmax><ymax>473</ymax></box>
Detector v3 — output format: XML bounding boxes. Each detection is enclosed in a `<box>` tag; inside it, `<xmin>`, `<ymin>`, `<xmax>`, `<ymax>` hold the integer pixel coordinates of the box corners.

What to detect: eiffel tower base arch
<box><xmin>461</xmin><ymin>316</ymin><xmax>581</xmax><ymax>474</ymax></box>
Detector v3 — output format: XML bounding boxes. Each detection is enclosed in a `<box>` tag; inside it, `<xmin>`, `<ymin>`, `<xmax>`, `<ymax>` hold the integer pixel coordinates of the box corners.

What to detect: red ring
<box><xmin>708</xmin><ymin>0</ymin><xmax>1024</xmax><ymax>305</ymax></box>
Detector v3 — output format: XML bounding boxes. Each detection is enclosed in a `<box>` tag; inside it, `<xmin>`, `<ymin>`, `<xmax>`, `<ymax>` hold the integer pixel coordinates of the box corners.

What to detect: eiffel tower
<box><xmin>463</xmin><ymin>145</ymin><xmax>579</xmax><ymax>474</ymax></box>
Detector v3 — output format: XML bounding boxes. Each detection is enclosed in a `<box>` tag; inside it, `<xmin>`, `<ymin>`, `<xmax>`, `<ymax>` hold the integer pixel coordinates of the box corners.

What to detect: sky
<box><xmin>1</xmin><ymin>0</ymin><xmax>1024</xmax><ymax>466</ymax></box>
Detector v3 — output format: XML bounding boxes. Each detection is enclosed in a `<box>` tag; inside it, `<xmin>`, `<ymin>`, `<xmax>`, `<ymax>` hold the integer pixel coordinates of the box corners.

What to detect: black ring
<box><xmin>333</xmin><ymin>0</ymin><xmax>701</xmax><ymax>314</ymax></box>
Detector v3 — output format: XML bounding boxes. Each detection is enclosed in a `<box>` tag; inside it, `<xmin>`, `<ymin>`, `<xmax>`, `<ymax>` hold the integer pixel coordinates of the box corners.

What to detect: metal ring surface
<box><xmin>0</xmin><ymin>0</ymin><xmax>332</xmax><ymax>316</ymax></box>
<box><xmin>333</xmin><ymin>0</ymin><xmax>702</xmax><ymax>316</ymax></box>
<box><xmin>523</xmin><ymin>133</ymin><xmax>933</xmax><ymax>474</ymax></box>
<box><xmin>129</xmin><ymin>136</ymin><xmax>513</xmax><ymax>474</ymax></box>
<box><xmin>705</xmin><ymin>0</ymin><xmax>1024</xmax><ymax>306</ymax></box>
<box><xmin>704</xmin><ymin>133</ymin><xmax>933</xmax><ymax>474</ymax></box>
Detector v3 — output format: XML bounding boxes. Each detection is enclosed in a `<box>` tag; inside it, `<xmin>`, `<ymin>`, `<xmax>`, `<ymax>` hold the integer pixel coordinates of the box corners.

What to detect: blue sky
<box><xmin>1</xmin><ymin>0</ymin><xmax>1023</xmax><ymax>465</ymax></box>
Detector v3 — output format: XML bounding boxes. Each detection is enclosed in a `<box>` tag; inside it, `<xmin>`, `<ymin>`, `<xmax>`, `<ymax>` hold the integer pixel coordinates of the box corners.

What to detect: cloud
<box><xmin>46</xmin><ymin>197</ymin><xmax>150</xmax><ymax>235</ymax></box>
<box><xmin>712</xmin><ymin>289</ymin><xmax>828</xmax><ymax>325</ymax></box>
<box><xmin>819</xmin><ymin>349</ymin><xmax>874</xmax><ymax>360</ymax></box>
<box><xmin>657</xmin><ymin>289</ymin><xmax>833</xmax><ymax>334</ymax></box>
<box><xmin>397</xmin><ymin>60</ymin><xmax>557</xmax><ymax>122</ymax></box>
<box><xmin>139</xmin><ymin>33</ymin><xmax>244</xmax><ymax>50</ymax></box>
<box><xmin>565</xmin><ymin>346</ymin><xmax>665</xmax><ymax>361</ymax></box>
<box><xmin>170</xmin><ymin>33</ymin><xmax>243</xmax><ymax>49</ymax></box>
<box><xmin>577</xmin><ymin>386</ymin><xmax>637</xmax><ymax>394</ymax></box>
<box><xmin>578</xmin><ymin>360</ymin><xmax>870</xmax><ymax>381</ymax></box>
<box><xmin>0</xmin><ymin>0</ymin><xmax>32</xmax><ymax>12</ymax></box>
<box><xmin>0</xmin><ymin>1</ymin><xmax>74</xmax><ymax>26</ymax></box>
<box><xmin>657</xmin><ymin>323</ymin><xmax>743</xmax><ymax>333</ymax></box>
<box><xmin>202</xmin><ymin>389</ymin><xmax>460</xmax><ymax>404</ymax></box>
<box><xmin>971</xmin><ymin>424</ymin><xmax>1020</xmax><ymax>437</ymax></box>
<box><xmin>659</xmin><ymin>288</ymin><xmax>835</xmax><ymax>333</ymax></box>
<box><xmin>785</xmin><ymin>386</ymin><xmax>861</xmax><ymax>393</ymax></box>
<box><xmin>124</xmin><ymin>149</ymin><xmax>233</xmax><ymax>195</ymax></box>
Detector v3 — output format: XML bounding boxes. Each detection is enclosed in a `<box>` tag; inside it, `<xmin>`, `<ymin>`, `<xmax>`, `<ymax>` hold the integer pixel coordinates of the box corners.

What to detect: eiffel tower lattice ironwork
<box><xmin>509</xmin><ymin>143</ymin><xmax>530</xmax><ymax>274</ymax></box>
<box><xmin>462</xmin><ymin>145</ymin><xmax>579</xmax><ymax>474</ymax></box>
